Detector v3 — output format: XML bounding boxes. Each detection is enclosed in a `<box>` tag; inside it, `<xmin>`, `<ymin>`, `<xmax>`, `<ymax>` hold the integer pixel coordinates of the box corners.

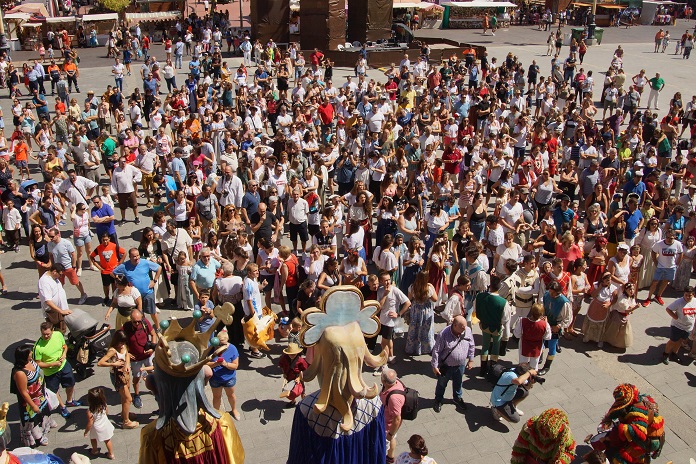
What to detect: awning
<box><xmin>4</xmin><ymin>12</ymin><xmax>33</xmax><ymax>21</ymax></box>
<box><xmin>125</xmin><ymin>11</ymin><xmax>181</xmax><ymax>22</ymax></box>
<box><xmin>82</xmin><ymin>13</ymin><xmax>119</xmax><ymax>21</ymax></box>
<box><xmin>442</xmin><ymin>1</ymin><xmax>517</xmax><ymax>7</ymax></box>
<box><xmin>598</xmin><ymin>3</ymin><xmax>625</xmax><ymax>8</ymax></box>
<box><xmin>45</xmin><ymin>16</ymin><xmax>77</xmax><ymax>23</ymax></box>
<box><xmin>394</xmin><ymin>2</ymin><xmax>425</xmax><ymax>7</ymax></box>
<box><xmin>7</xmin><ymin>3</ymin><xmax>49</xmax><ymax>17</ymax></box>
<box><xmin>22</xmin><ymin>22</ymin><xmax>42</xmax><ymax>28</ymax></box>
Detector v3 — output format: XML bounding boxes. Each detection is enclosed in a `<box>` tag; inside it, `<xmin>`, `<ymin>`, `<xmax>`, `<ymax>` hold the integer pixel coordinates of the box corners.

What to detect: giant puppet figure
<box><xmin>287</xmin><ymin>286</ymin><xmax>389</xmax><ymax>464</ymax></box>
<box><xmin>139</xmin><ymin>303</ymin><xmax>245</xmax><ymax>464</ymax></box>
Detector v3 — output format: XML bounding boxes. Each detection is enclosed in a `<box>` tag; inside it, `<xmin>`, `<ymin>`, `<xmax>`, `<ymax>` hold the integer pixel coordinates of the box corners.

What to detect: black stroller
<box><xmin>65</xmin><ymin>308</ymin><xmax>111</xmax><ymax>379</ymax></box>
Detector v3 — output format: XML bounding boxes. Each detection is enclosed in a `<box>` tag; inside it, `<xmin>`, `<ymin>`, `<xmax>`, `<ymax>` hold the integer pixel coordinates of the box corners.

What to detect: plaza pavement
<box><xmin>0</xmin><ymin>22</ymin><xmax>696</xmax><ymax>463</ymax></box>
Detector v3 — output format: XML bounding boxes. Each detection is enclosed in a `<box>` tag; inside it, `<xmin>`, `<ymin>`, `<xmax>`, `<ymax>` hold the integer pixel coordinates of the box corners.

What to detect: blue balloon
<box><xmin>160</xmin><ymin>320</ymin><xmax>170</xmax><ymax>330</ymax></box>
<box><xmin>210</xmin><ymin>337</ymin><xmax>220</xmax><ymax>347</ymax></box>
<box><xmin>193</xmin><ymin>309</ymin><xmax>203</xmax><ymax>319</ymax></box>
<box><xmin>181</xmin><ymin>354</ymin><xmax>191</xmax><ymax>364</ymax></box>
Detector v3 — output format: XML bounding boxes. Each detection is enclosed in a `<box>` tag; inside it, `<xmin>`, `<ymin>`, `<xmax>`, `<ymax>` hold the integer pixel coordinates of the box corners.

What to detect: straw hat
<box><xmin>283</xmin><ymin>343</ymin><xmax>303</xmax><ymax>355</ymax></box>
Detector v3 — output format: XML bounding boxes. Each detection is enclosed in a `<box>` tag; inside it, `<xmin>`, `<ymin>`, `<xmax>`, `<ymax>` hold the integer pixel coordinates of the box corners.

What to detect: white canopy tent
<box><xmin>125</xmin><ymin>11</ymin><xmax>181</xmax><ymax>23</ymax></box>
<box><xmin>441</xmin><ymin>1</ymin><xmax>517</xmax><ymax>8</ymax></box>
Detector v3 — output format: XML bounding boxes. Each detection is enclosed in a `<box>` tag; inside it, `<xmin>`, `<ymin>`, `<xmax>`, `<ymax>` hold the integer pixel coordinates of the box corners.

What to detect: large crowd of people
<box><xmin>0</xmin><ymin>13</ymin><xmax>689</xmax><ymax>464</ymax></box>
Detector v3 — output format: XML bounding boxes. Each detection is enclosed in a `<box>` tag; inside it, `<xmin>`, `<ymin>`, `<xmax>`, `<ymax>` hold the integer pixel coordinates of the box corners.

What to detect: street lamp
<box><xmin>587</xmin><ymin>0</ymin><xmax>597</xmax><ymax>40</ymax></box>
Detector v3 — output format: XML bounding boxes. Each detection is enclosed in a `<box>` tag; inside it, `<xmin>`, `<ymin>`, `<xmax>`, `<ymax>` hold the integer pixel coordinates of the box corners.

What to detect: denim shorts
<box><xmin>210</xmin><ymin>377</ymin><xmax>237</xmax><ymax>388</ymax></box>
<box><xmin>74</xmin><ymin>233</ymin><xmax>92</xmax><ymax>247</ymax></box>
<box><xmin>653</xmin><ymin>267</ymin><xmax>676</xmax><ymax>282</ymax></box>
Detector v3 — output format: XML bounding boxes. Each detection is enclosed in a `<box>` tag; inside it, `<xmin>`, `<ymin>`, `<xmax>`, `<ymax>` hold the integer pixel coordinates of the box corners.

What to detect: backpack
<box><xmin>386</xmin><ymin>385</ymin><xmax>419</xmax><ymax>421</ymax></box>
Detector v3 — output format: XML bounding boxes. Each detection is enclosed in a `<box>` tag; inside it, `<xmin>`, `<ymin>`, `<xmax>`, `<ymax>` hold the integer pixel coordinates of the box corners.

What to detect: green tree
<box><xmin>101</xmin><ymin>0</ymin><xmax>130</xmax><ymax>12</ymax></box>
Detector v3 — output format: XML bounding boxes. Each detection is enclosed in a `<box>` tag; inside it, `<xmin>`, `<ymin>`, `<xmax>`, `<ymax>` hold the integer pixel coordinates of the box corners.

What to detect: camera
<box><xmin>530</xmin><ymin>374</ymin><xmax>546</xmax><ymax>384</ymax></box>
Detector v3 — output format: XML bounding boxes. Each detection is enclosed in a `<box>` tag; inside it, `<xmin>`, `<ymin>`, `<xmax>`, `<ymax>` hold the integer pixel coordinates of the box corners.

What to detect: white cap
<box><xmin>635</xmin><ymin>170</ymin><xmax>644</xmax><ymax>176</ymax></box>
<box><xmin>634</xmin><ymin>161</ymin><xmax>644</xmax><ymax>167</ymax></box>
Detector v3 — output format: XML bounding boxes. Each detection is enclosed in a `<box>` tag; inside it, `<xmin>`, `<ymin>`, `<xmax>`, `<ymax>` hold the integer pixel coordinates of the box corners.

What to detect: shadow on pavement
<box><xmin>463</xmin><ymin>402</ymin><xmax>510</xmax><ymax>433</ymax></box>
<box><xmin>241</xmin><ymin>398</ymin><xmax>284</xmax><ymax>424</ymax></box>
<box><xmin>617</xmin><ymin>345</ymin><xmax>665</xmax><ymax>366</ymax></box>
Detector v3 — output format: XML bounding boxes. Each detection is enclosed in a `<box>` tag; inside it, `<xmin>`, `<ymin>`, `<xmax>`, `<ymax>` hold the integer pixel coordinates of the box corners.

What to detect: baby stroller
<box><xmin>65</xmin><ymin>308</ymin><xmax>111</xmax><ymax>380</ymax></box>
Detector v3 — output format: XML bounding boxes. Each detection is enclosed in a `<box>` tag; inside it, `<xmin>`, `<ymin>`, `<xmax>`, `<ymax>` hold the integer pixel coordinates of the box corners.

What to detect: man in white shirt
<box><xmin>128</xmin><ymin>99</ymin><xmax>142</xmax><ymax>130</ymax></box>
<box><xmin>376</xmin><ymin>271</ymin><xmax>411</xmax><ymax>366</ymax></box>
<box><xmin>245</xmin><ymin>106</ymin><xmax>264</xmax><ymax>135</ymax></box>
<box><xmin>287</xmin><ymin>188</ymin><xmax>309</xmax><ymax>254</ymax></box>
<box><xmin>38</xmin><ymin>264</ymin><xmax>73</xmax><ymax>332</ymax></box>
<box><xmin>134</xmin><ymin>144</ymin><xmax>159</xmax><ymax>206</ymax></box>
<box><xmin>419</xmin><ymin>127</ymin><xmax>438</xmax><ymax>152</ymax></box>
<box><xmin>110</xmin><ymin>156</ymin><xmax>142</xmax><ymax>224</ymax></box>
<box><xmin>367</xmin><ymin>109</ymin><xmax>384</xmax><ymax>133</ymax></box>
<box><xmin>499</xmin><ymin>190</ymin><xmax>524</xmax><ymax>234</ymax></box>
<box><xmin>58</xmin><ymin>169</ymin><xmax>98</xmax><ymax>208</ymax></box>
<box><xmin>216</xmin><ymin>165</ymin><xmax>244</xmax><ymax>207</ymax></box>
<box><xmin>112</xmin><ymin>58</ymin><xmax>125</xmax><ymax>91</ymax></box>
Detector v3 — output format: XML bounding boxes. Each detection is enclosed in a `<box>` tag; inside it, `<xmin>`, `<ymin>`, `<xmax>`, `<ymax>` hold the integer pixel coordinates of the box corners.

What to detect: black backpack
<box><xmin>385</xmin><ymin>386</ymin><xmax>419</xmax><ymax>421</ymax></box>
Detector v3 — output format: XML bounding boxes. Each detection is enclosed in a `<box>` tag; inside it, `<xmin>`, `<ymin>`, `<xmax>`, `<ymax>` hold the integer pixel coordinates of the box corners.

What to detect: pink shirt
<box><xmin>379</xmin><ymin>380</ymin><xmax>405</xmax><ymax>430</ymax></box>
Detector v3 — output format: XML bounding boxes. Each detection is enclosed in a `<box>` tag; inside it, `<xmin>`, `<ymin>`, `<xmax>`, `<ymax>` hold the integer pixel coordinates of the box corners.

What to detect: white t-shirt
<box><xmin>499</xmin><ymin>202</ymin><xmax>523</xmax><ymax>233</ymax></box>
<box><xmin>376</xmin><ymin>285</ymin><xmax>409</xmax><ymax>327</ymax></box>
<box><xmin>652</xmin><ymin>239</ymin><xmax>684</xmax><ymax>269</ymax></box>
<box><xmin>373</xmin><ymin>247</ymin><xmax>397</xmax><ymax>273</ymax></box>
<box><xmin>668</xmin><ymin>296</ymin><xmax>696</xmax><ymax>332</ymax></box>
<box><xmin>38</xmin><ymin>273</ymin><xmax>69</xmax><ymax>319</ymax></box>
<box><xmin>242</xmin><ymin>277</ymin><xmax>263</xmax><ymax>317</ymax></box>
<box><xmin>113</xmin><ymin>63</ymin><xmax>124</xmax><ymax>79</ymax></box>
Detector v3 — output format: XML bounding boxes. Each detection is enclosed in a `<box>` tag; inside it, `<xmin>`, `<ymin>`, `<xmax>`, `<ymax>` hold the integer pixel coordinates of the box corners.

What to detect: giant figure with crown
<box><xmin>139</xmin><ymin>304</ymin><xmax>245</xmax><ymax>464</ymax></box>
<box><xmin>287</xmin><ymin>285</ymin><xmax>388</xmax><ymax>464</ymax></box>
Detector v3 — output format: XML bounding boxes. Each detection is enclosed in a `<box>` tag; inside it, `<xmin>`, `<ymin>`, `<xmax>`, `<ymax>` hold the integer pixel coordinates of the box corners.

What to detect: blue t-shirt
<box><xmin>171</xmin><ymin>158</ymin><xmax>187</xmax><ymax>182</ymax></box>
<box><xmin>624</xmin><ymin>209</ymin><xmax>644</xmax><ymax>239</ymax></box>
<box><xmin>114</xmin><ymin>259</ymin><xmax>160</xmax><ymax>296</ymax></box>
<box><xmin>242</xmin><ymin>191</ymin><xmax>261</xmax><ymax>217</ymax></box>
<box><xmin>210</xmin><ymin>343</ymin><xmax>239</xmax><ymax>385</ymax></box>
<box><xmin>490</xmin><ymin>370</ymin><xmax>519</xmax><ymax>406</ymax></box>
<box><xmin>445</xmin><ymin>204</ymin><xmax>459</xmax><ymax>230</ymax></box>
<box><xmin>190</xmin><ymin>258</ymin><xmax>221</xmax><ymax>290</ymax></box>
<box><xmin>91</xmin><ymin>204</ymin><xmax>116</xmax><ymax>236</ymax></box>
<box><xmin>163</xmin><ymin>175</ymin><xmax>178</xmax><ymax>202</ymax></box>
<box><xmin>552</xmin><ymin>207</ymin><xmax>575</xmax><ymax>232</ymax></box>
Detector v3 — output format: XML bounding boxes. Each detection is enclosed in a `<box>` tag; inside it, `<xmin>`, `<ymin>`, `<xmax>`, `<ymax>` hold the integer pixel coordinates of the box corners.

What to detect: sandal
<box><xmin>232</xmin><ymin>410</ymin><xmax>241</xmax><ymax>421</ymax></box>
<box><xmin>90</xmin><ymin>449</ymin><xmax>101</xmax><ymax>456</ymax></box>
<box><xmin>122</xmin><ymin>421</ymin><xmax>140</xmax><ymax>429</ymax></box>
<box><xmin>106</xmin><ymin>454</ymin><xmax>115</xmax><ymax>460</ymax></box>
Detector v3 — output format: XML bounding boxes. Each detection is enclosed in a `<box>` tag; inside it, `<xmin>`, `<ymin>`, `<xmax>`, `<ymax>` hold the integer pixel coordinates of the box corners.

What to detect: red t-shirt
<box><xmin>310</xmin><ymin>51</ymin><xmax>324</xmax><ymax>66</ymax></box>
<box><xmin>318</xmin><ymin>103</ymin><xmax>334</xmax><ymax>125</ymax></box>
<box><xmin>90</xmin><ymin>242</ymin><xmax>126</xmax><ymax>274</ymax></box>
<box><xmin>123</xmin><ymin>319</ymin><xmax>154</xmax><ymax>361</ymax></box>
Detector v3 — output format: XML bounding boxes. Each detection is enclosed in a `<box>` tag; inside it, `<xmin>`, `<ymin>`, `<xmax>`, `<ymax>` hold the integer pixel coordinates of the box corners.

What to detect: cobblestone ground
<box><xmin>1</xmin><ymin>21</ymin><xmax>695</xmax><ymax>464</ymax></box>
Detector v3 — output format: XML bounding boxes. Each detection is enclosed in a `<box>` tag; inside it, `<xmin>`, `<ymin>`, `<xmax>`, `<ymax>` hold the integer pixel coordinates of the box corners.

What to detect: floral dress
<box><xmin>405</xmin><ymin>287</ymin><xmax>436</xmax><ymax>355</ymax></box>
<box><xmin>673</xmin><ymin>246</ymin><xmax>696</xmax><ymax>291</ymax></box>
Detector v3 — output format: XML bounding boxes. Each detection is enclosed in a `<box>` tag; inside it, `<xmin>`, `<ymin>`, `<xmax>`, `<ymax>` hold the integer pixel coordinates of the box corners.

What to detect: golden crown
<box><xmin>154</xmin><ymin>302</ymin><xmax>235</xmax><ymax>378</ymax></box>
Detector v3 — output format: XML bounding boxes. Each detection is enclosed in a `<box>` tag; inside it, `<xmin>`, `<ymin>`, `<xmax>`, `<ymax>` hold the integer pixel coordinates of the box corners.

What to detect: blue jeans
<box><xmin>114</xmin><ymin>77</ymin><xmax>123</xmax><ymax>91</ymax></box>
<box><xmin>175</xmin><ymin>54</ymin><xmax>183</xmax><ymax>69</ymax></box>
<box><xmin>434</xmin><ymin>364</ymin><xmax>465</xmax><ymax>403</ymax></box>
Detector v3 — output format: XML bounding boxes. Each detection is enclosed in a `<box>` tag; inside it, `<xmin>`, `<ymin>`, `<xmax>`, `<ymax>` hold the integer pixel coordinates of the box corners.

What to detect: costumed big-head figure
<box><xmin>584</xmin><ymin>383</ymin><xmax>665</xmax><ymax>464</ymax></box>
<box><xmin>511</xmin><ymin>408</ymin><xmax>576</xmax><ymax>464</ymax></box>
<box><xmin>287</xmin><ymin>286</ymin><xmax>388</xmax><ymax>464</ymax></box>
<box><xmin>139</xmin><ymin>303</ymin><xmax>245</xmax><ymax>464</ymax></box>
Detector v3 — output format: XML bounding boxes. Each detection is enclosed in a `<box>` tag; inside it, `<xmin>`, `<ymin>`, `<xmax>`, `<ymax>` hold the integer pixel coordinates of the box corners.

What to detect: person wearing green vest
<box><xmin>539</xmin><ymin>282</ymin><xmax>572</xmax><ymax>376</ymax></box>
<box><xmin>474</xmin><ymin>275</ymin><xmax>511</xmax><ymax>376</ymax></box>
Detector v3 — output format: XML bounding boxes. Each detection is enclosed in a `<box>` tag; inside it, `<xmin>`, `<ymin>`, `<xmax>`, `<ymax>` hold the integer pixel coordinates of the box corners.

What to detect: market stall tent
<box><xmin>441</xmin><ymin>0</ymin><xmax>517</xmax><ymax>28</ymax></box>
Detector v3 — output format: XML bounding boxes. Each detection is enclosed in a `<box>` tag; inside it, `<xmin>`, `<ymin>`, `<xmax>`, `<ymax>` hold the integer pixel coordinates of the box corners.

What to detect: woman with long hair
<box><xmin>405</xmin><ymin>270</ymin><xmax>437</xmax><ymax>355</ymax></box>
<box><xmin>373</xmin><ymin>234</ymin><xmax>398</xmax><ymax>278</ymax></box>
<box><xmin>12</xmin><ymin>344</ymin><xmax>51</xmax><ymax>446</ymax></box>
<box><xmin>340</xmin><ymin>248</ymin><xmax>367</xmax><ymax>287</ymax></box>
<box><xmin>375</xmin><ymin>196</ymin><xmax>399</xmax><ymax>247</ymax></box>
<box><xmin>317</xmin><ymin>257</ymin><xmax>341</xmax><ymax>294</ymax></box>
<box><xmin>104</xmin><ymin>276</ymin><xmax>142</xmax><ymax>330</ymax></box>
<box><xmin>97</xmin><ymin>330</ymin><xmax>138</xmax><ymax>429</ymax></box>
<box><xmin>29</xmin><ymin>224</ymin><xmax>51</xmax><ymax>278</ymax></box>
<box><xmin>347</xmin><ymin>191</ymin><xmax>373</xmax><ymax>261</ymax></box>
<box><xmin>138</xmin><ymin>227</ymin><xmax>169</xmax><ymax>301</ymax></box>
<box><xmin>427</xmin><ymin>239</ymin><xmax>448</xmax><ymax>303</ymax></box>
<box><xmin>467</xmin><ymin>192</ymin><xmax>487</xmax><ymax>241</ymax></box>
